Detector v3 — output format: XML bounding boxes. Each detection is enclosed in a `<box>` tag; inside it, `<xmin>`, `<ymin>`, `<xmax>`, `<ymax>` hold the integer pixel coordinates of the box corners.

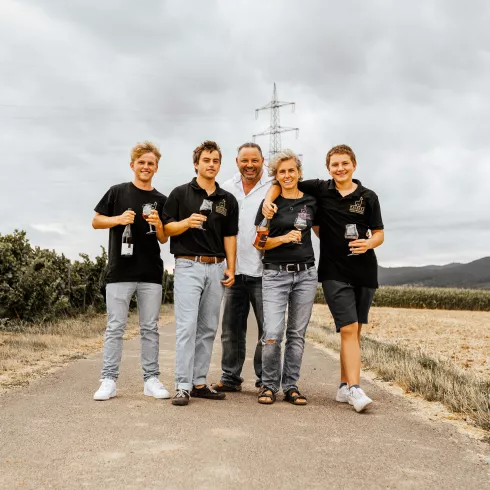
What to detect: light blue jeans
<box><xmin>102</xmin><ymin>282</ymin><xmax>162</xmax><ymax>382</ymax></box>
<box><xmin>173</xmin><ymin>259</ymin><xmax>226</xmax><ymax>390</ymax></box>
<box><xmin>261</xmin><ymin>267</ymin><xmax>318</xmax><ymax>393</ymax></box>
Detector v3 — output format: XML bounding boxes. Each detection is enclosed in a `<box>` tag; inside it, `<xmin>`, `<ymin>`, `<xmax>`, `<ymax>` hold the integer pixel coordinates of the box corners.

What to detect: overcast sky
<box><xmin>1</xmin><ymin>0</ymin><xmax>489</xmax><ymax>269</ymax></box>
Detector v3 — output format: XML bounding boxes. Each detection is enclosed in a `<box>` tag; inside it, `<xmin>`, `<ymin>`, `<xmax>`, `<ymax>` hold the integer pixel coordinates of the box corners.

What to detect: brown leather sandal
<box><xmin>284</xmin><ymin>388</ymin><xmax>307</xmax><ymax>405</ymax></box>
<box><xmin>258</xmin><ymin>387</ymin><xmax>276</xmax><ymax>404</ymax></box>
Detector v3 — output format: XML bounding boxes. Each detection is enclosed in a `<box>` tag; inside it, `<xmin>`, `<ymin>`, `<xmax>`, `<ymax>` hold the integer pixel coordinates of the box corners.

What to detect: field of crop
<box><xmin>315</xmin><ymin>286</ymin><xmax>490</xmax><ymax>312</ymax></box>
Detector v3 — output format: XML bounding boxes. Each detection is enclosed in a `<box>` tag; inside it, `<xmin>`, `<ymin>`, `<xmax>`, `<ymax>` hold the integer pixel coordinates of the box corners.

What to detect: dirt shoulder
<box><xmin>0</xmin><ymin>305</ymin><xmax>174</xmax><ymax>393</ymax></box>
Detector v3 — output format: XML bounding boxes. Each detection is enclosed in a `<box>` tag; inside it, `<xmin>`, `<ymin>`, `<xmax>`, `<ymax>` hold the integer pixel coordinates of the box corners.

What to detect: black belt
<box><xmin>263</xmin><ymin>262</ymin><xmax>315</xmax><ymax>273</ymax></box>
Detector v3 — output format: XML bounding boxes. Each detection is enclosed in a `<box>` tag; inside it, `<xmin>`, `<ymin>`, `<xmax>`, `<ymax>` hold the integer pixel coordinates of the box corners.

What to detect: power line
<box><xmin>253</xmin><ymin>83</ymin><xmax>299</xmax><ymax>160</ymax></box>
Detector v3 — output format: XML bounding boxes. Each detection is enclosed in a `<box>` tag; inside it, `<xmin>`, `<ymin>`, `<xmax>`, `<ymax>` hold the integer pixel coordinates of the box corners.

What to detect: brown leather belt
<box><xmin>176</xmin><ymin>255</ymin><xmax>225</xmax><ymax>264</ymax></box>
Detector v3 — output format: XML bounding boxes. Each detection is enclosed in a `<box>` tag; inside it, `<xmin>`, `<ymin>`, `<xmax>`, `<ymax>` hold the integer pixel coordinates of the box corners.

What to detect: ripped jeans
<box><xmin>261</xmin><ymin>266</ymin><xmax>318</xmax><ymax>393</ymax></box>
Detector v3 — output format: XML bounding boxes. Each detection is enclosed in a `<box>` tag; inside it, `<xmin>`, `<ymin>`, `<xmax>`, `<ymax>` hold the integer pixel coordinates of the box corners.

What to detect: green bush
<box><xmin>0</xmin><ymin>230</ymin><xmax>175</xmax><ymax>327</ymax></box>
<box><xmin>314</xmin><ymin>285</ymin><xmax>490</xmax><ymax>311</ymax></box>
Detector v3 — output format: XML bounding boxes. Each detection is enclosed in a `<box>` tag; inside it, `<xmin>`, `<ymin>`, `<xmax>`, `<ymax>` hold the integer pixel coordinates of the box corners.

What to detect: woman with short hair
<box><xmin>254</xmin><ymin>149</ymin><xmax>318</xmax><ymax>405</ymax></box>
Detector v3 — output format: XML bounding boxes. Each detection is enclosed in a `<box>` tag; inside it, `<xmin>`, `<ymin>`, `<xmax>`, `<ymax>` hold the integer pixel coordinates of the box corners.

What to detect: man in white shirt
<box><xmin>212</xmin><ymin>143</ymin><xmax>272</xmax><ymax>392</ymax></box>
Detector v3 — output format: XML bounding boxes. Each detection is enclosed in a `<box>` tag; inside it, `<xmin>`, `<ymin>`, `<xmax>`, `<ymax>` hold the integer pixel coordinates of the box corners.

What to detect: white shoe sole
<box><xmin>144</xmin><ymin>388</ymin><xmax>171</xmax><ymax>399</ymax></box>
<box><xmin>352</xmin><ymin>398</ymin><xmax>373</xmax><ymax>413</ymax></box>
<box><xmin>93</xmin><ymin>390</ymin><xmax>116</xmax><ymax>401</ymax></box>
<box><xmin>336</xmin><ymin>393</ymin><xmax>349</xmax><ymax>403</ymax></box>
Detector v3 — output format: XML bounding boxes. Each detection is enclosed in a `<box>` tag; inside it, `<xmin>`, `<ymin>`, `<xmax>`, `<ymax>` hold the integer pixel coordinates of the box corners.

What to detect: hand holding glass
<box><xmin>293</xmin><ymin>215</ymin><xmax>307</xmax><ymax>244</ymax></box>
<box><xmin>142</xmin><ymin>203</ymin><xmax>157</xmax><ymax>235</ymax></box>
<box><xmin>198</xmin><ymin>199</ymin><xmax>213</xmax><ymax>231</ymax></box>
<box><xmin>345</xmin><ymin>224</ymin><xmax>359</xmax><ymax>256</ymax></box>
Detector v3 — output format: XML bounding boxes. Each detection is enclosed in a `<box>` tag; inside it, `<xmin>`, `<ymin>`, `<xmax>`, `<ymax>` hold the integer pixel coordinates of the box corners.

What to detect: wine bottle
<box><xmin>253</xmin><ymin>216</ymin><xmax>270</xmax><ymax>248</ymax></box>
<box><xmin>121</xmin><ymin>208</ymin><xmax>133</xmax><ymax>257</ymax></box>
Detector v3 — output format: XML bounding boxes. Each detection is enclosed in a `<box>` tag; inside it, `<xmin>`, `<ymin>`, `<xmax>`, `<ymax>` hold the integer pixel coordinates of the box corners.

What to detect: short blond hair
<box><xmin>131</xmin><ymin>141</ymin><xmax>161</xmax><ymax>163</ymax></box>
<box><xmin>267</xmin><ymin>149</ymin><xmax>302</xmax><ymax>181</ymax></box>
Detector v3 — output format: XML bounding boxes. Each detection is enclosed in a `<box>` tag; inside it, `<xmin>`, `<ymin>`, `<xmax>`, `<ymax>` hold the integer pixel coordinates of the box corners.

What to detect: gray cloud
<box><xmin>1</xmin><ymin>0</ymin><xmax>489</xmax><ymax>269</ymax></box>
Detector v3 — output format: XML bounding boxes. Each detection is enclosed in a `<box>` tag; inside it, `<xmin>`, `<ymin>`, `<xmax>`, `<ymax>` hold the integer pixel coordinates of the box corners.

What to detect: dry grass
<box><xmin>309</xmin><ymin>305</ymin><xmax>490</xmax><ymax>432</ymax></box>
<box><xmin>312</xmin><ymin>305</ymin><xmax>490</xmax><ymax>377</ymax></box>
<box><xmin>0</xmin><ymin>305</ymin><xmax>174</xmax><ymax>392</ymax></box>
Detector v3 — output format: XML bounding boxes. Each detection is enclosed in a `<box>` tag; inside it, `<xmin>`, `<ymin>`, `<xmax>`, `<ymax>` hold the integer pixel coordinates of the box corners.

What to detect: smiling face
<box><xmin>236</xmin><ymin>147</ymin><xmax>264</xmax><ymax>183</ymax></box>
<box><xmin>130</xmin><ymin>152</ymin><xmax>158</xmax><ymax>184</ymax></box>
<box><xmin>194</xmin><ymin>149</ymin><xmax>221</xmax><ymax>180</ymax></box>
<box><xmin>327</xmin><ymin>153</ymin><xmax>356</xmax><ymax>184</ymax></box>
<box><xmin>276</xmin><ymin>158</ymin><xmax>301</xmax><ymax>191</ymax></box>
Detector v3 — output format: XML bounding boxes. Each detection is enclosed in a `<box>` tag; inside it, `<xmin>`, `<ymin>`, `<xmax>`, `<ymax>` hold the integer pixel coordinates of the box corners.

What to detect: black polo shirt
<box><xmin>298</xmin><ymin>179</ymin><xmax>384</xmax><ymax>288</ymax></box>
<box><xmin>254</xmin><ymin>195</ymin><xmax>317</xmax><ymax>265</ymax></box>
<box><xmin>162</xmin><ymin>177</ymin><xmax>239</xmax><ymax>257</ymax></box>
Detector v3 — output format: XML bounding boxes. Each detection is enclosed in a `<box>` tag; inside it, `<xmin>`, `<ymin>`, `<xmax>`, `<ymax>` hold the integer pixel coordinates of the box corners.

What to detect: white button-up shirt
<box><xmin>222</xmin><ymin>172</ymin><xmax>273</xmax><ymax>277</ymax></box>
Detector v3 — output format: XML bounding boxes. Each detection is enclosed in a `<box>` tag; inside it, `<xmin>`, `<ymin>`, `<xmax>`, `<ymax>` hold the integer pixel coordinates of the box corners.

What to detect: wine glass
<box><xmin>293</xmin><ymin>215</ymin><xmax>307</xmax><ymax>244</ymax></box>
<box><xmin>345</xmin><ymin>223</ymin><xmax>359</xmax><ymax>256</ymax></box>
<box><xmin>198</xmin><ymin>199</ymin><xmax>213</xmax><ymax>231</ymax></box>
<box><xmin>142</xmin><ymin>203</ymin><xmax>157</xmax><ymax>235</ymax></box>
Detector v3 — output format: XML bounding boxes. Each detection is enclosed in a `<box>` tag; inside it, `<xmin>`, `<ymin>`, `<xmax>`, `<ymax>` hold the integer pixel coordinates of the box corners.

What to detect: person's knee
<box><xmin>340</xmin><ymin>322</ymin><xmax>358</xmax><ymax>338</ymax></box>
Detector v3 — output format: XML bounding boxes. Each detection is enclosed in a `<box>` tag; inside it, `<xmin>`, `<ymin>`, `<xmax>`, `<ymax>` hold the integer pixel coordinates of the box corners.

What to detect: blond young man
<box><xmin>263</xmin><ymin>145</ymin><xmax>384</xmax><ymax>412</ymax></box>
<box><xmin>92</xmin><ymin>142</ymin><xmax>170</xmax><ymax>401</ymax></box>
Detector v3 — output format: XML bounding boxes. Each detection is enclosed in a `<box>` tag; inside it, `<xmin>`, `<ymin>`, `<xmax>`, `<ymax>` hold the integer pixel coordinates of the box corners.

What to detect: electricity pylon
<box><xmin>253</xmin><ymin>83</ymin><xmax>299</xmax><ymax>160</ymax></box>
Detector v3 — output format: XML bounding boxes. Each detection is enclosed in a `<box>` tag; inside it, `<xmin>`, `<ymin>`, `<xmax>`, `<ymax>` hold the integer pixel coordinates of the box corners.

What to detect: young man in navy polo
<box><xmin>162</xmin><ymin>141</ymin><xmax>239</xmax><ymax>406</ymax></box>
<box><xmin>263</xmin><ymin>144</ymin><xmax>384</xmax><ymax>412</ymax></box>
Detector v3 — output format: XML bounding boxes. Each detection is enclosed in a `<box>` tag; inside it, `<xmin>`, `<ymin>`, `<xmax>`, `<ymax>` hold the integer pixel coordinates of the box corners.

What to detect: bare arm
<box><xmin>349</xmin><ymin>229</ymin><xmax>385</xmax><ymax>254</ymax></box>
<box><xmin>312</xmin><ymin>226</ymin><xmax>320</xmax><ymax>238</ymax></box>
<box><xmin>262</xmin><ymin>184</ymin><xmax>281</xmax><ymax>219</ymax></box>
<box><xmin>163</xmin><ymin>214</ymin><xmax>206</xmax><ymax>237</ymax></box>
<box><xmin>254</xmin><ymin>230</ymin><xmax>302</xmax><ymax>251</ymax></box>
<box><xmin>92</xmin><ymin>210</ymin><xmax>134</xmax><ymax>229</ymax></box>
<box><xmin>222</xmin><ymin>236</ymin><xmax>236</xmax><ymax>288</ymax></box>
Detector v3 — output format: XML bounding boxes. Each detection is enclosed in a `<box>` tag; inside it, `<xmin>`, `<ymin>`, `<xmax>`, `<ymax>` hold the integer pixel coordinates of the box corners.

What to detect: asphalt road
<box><xmin>0</xmin><ymin>315</ymin><xmax>489</xmax><ymax>489</ymax></box>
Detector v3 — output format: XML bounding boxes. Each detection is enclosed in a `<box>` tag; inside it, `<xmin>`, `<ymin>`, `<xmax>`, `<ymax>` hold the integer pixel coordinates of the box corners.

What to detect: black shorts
<box><xmin>321</xmin><ymin>280</ymin><xmax>375</xmax><ymax>332</ymax></box>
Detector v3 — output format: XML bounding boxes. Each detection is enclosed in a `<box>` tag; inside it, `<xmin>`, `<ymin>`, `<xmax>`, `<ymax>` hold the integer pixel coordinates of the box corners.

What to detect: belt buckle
<box><xmin>286</xmin><ymin>264</ymin><xmax>297</xmax><ymax>273</ymax></box>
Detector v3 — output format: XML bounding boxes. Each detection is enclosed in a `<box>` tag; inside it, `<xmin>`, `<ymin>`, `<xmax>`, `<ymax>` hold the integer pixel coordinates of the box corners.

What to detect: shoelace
<box><xmin>175</xmin><ymin>389</ymin><xmax>189</xmax><ymax>398</ymax></box>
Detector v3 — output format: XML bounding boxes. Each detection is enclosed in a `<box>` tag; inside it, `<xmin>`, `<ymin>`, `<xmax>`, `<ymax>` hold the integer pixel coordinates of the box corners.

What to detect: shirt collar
<box><xmin>190</xmin><ymin>177</ymin><xmax>226</xmax><ymax>196</ymax></box>
<box><xmin>327</xmin><ymin>178</ymin><xmax>363</xmax><ymax>197</ymax></box>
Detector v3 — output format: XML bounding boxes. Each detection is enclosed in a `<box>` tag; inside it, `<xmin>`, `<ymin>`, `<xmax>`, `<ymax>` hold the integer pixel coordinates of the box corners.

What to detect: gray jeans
<box><xmin>173</xmin><ymin>259</ymin><xmax>225</xmax><ymax>390</ymax></box>
<box><xmin>102</xmin><ymin>282</ymin><xmax>162</xmax><ymax>382</ymax></box>
<box><xmin>261</xmin><ymin>266</ymin><xmax>318</xmax><ymax>393</ymax></box>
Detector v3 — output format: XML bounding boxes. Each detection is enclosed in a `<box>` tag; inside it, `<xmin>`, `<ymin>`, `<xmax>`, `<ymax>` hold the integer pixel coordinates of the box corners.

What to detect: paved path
<box><xmin>0</xmin><ymin>316</ymin><xmax>489</xmax><ymax>489</ymax></box>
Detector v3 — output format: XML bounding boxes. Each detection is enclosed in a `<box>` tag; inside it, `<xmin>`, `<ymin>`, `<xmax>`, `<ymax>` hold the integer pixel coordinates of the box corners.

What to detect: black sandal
<box><xmin>284</xmin><ymin>388</ymin><xmax>307</xmax><ymax>405</ymax></box>
<box><xmin>258</xmin><ymin>387</ymin><xmax>276</xmax><ymax>405</ymax></box>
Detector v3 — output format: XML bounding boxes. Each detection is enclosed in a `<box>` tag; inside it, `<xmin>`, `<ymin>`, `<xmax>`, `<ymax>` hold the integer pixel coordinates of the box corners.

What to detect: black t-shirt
<box><xmin>298</xmin><ymin>179</ymin><xmax>384</xmax><ymax>288</ymax></box>
<box><xmin>162</xmin><ymin>178</ymin><xmax>239</xmax><ymax>257</ymax></box>
<box><xmin>94</xmin><ymin>182</ymin><xmax>167</xmax><ymax>284</ymax></box>
<box><xmin>254</xmin><ymin>194</ymin><xmax>317</xmax><ymax>265</ymax></box>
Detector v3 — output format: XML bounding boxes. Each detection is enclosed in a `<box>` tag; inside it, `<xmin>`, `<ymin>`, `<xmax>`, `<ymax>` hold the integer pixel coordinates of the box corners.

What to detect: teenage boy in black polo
<box><xmin>263</xmin><ymin>144</ymin><xmax>384</xmax><ymax>412</ymax></box>
<box><xmin>92</xmin><ymin>141</ymin><xmax>170</xmax><ymax>402</ymax></box>
<box><xmin>162</xmin><ymin>141</ymin><xmax>239</xmax><ymax>406</ymax></box>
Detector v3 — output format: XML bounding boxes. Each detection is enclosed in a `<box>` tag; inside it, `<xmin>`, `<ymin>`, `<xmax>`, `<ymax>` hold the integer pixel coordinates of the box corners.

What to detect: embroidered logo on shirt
<box><xmin>298</xmin><ymin>204</ymin><xmax>311</xmax><ymax>220</ymax></box>
<box><xmin>349</xmin><ymin>197</ymin><xmax>365</xmax><ymax>215</ymax></box>
<box><xmin>215</xmin><ymin>199</ymin><xmax>227</xmax><ymax>216</ymax></box>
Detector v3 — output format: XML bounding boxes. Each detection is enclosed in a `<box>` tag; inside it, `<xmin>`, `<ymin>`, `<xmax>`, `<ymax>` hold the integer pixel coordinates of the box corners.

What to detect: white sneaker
<box><xmin>335</xmin><ymin>384</ymin><xmax>350</xmax><ymax>403</ymax></box>
<box><xmin>348</xmin><ymin>386</ymin><xmax>373</xmax><ymax>413</ymax></box>
<box><xmin>94</xmin><ymin>378</ymin><xmax>117</xmax><ymax>401</ymax></box>
<box><xmin>144</xmin><ymin>377</ymin><xmax>171</xmax><ymax>399</ymax></box>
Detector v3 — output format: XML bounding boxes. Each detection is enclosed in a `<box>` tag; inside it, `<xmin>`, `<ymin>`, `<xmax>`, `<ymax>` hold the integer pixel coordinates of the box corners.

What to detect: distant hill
<box><xmin>379</xmin><ymin>257</ymin><xmax>490</xmax><ymax>289</ymax></box>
